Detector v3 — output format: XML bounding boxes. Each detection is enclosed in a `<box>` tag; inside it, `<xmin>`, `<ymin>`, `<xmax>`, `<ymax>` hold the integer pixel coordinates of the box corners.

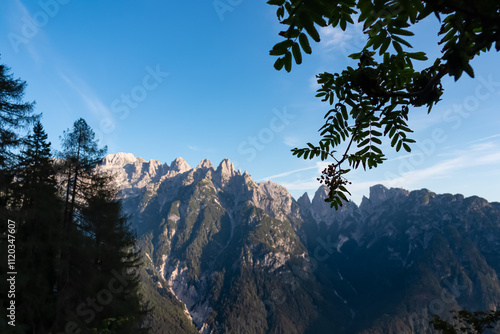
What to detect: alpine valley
<box><xmin>98</xmin><ymin>153</ymin><xmax>500</xmax><ymax>334</ymax></box>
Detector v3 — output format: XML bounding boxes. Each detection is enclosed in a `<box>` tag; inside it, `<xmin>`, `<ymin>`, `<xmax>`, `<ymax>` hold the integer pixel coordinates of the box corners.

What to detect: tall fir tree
<box><xmin>0</xmin><ymin>61</ymin><xmax>37</xmax><ymax>208</ymax></box>
<box><xmin>0</xmin><ymin>62</ymin><xmax>146</xmax><ymax>332</ymax></box>
<box><xmin>15</xmin><ymin>121</ymin><xmax>58</xmax><ymax>208</ymax></box>
<box><xmin>52</xmin><ymin>118</ymin><xmax>146</xmax><ymax>332</ymax></box>
<box><xmin>0</xmin><ymin>60</ymin><xmax>38</xmax><ymax>332</ymax></box>
<box><xmin>54</xmin><ymin>118</ymin><xmax>107</xmax><ymax>329</ymax></box>
<box><xmin>13</xmin><ymin>121</ymin><xmax>63</xmax><ymax>333</ymax></box>
<box><xmin>59</xmin><ymin>118</ymin><xmax>107</xmax><ymax>230</ymax></box>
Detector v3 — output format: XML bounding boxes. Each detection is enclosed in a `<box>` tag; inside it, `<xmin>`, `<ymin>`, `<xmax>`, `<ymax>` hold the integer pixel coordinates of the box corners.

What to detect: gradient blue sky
<box><xmin>1</xmin><ymin>0</ymin><xmax>499</xmax><ymax>204</ymax></box>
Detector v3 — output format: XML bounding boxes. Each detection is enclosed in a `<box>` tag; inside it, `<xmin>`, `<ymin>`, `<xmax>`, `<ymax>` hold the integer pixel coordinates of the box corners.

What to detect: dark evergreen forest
<box><xmin>0</xmin><ymin>60</ymin><xmax>146</xmax><ymax>333</ymax></box>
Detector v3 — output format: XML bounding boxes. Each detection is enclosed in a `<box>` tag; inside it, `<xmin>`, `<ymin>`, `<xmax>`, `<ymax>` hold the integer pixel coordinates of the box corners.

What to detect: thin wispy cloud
<box><xmin>279</xmin><ymin>178</ymin><xmax>321</xmax><ymax>190</ymax></box>
<box><xmin>406</xmin><ymin>108</ymin><xmax>451</xmax><ymax>132</ymax></box>
<box><xmin>274</xmin><ymin>141</ymin><xmax>500</xmax><ymax>203</ymax></box>
<box><xmin>10</xmin><ymin>0</ymin><xmax>43</xmax><ymax>62</ymax></box>
<box><xmin>187</xmin><ymin>145</ymin><xmax>215</xmax><ymax>153</ymax></box>
<box><xmin>319</xmin><ymin>21</ymin><xmax>365</xmax><ymax>56</ymax></box>
<box><xmin>283</xmin><ymin>135</ymin><xmax>301</xmax><ymax>148</ymax></box>
<box><xmin>386</xmin><ymin>153</ymin><xmax>416</xmax><ymax>162</ymax></box>
<box><xmin>468</xmin><ymin>133</ymin><xmax>500</xmax><ymax>144</ymax></box>
<box><xmin>58</xmin><ymin>71</ymin><xmax>113</xmax><ymax>121</ymax></box>
<box><xmin>381</xmin><ymin>141</ymin><xmax>500</xmax><ymax>187</ymax></box>
<box><xmin>475</xmin><ymin>150</ymin><xmax>500</xmax><ymax>164</ymax></box>
<box><xmin>259</xmin><ymin>166</ymin><xmax>317</xmax><ymax>181</ymax></box>
<box><xmin>386</xmin><ymin>157</ymin><xmax>462</xmax><ymax>186</ymax></box>
<box><xmin>309</xmin><ymin>75</ymin><xmax>319</xmax><ymax>92</ymax></box>
<box><xmin>259</xmin><ymin>161</ymin><xmax>331</xmax><ymax>182</ymax></box>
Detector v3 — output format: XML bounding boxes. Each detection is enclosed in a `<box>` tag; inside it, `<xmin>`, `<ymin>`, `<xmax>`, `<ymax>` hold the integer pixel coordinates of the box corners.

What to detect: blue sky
<box><xmin>1</xmin><ymin>0</ymin><xmax>499</xmax><ymax>204</ymax></box>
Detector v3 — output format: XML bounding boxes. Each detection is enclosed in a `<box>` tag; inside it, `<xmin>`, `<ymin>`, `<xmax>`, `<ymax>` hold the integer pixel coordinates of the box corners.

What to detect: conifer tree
<box><xmin>0</xmin><ymin>64</ymin><xmax>145</xmax><ymax>332</ymax></box>
<box><xmin>76</xmin><ymin>172</ymin><xmax>146</xmax><ymax>333</ymax></box>
<box><xmin>15</xmin><ymin>121</ymin><xmax>58</xmax><ymax>207</ymax></box>
<box><xmin>0</xmin><ymin>60</ymin><xmax>38</xmax><ymax>332</ymax></box>
<box><xmin>53</xmin><ymin>118</ymin><xmax>146</xmax><ymax>332</ymax></box>
<box><xmin>59</xmin><ymin>118</ymin><xmax>107</xmax><ymax>230</ymax></box>
<box><xmin>0</xmin><ymin>61</ymin><xmax>37</xmax><ymax>207</ymax></box>
<box><xmin>54</xmin><ymin>118</ymin><xmax>107</xmax><ymax>329</ymax></box>
<box><xmin>13</xmin><ymin>121</ymin><xmax>63</xmax><ymax>332</ymax></box>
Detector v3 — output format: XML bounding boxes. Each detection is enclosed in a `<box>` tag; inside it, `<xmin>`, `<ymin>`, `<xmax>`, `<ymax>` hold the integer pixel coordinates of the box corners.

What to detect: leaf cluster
<box><xmin>268</xmin><ymin>0</ymin><xmax>500</xmax><ymax>207</ymax></box>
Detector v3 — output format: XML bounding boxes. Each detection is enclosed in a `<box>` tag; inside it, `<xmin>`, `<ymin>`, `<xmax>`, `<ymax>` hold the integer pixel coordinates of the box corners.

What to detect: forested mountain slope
<box><xmin>100</xmin><ymin>153</ymin><xmax>500</xmax><ymax>333</ymax></box>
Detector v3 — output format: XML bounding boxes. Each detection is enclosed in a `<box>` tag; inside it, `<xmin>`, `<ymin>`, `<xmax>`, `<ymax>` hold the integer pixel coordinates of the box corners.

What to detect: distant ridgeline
<box><xmin>100</xmin><ymin>152</ymin><xmax>500</xmax><ymax>334</ymax></box>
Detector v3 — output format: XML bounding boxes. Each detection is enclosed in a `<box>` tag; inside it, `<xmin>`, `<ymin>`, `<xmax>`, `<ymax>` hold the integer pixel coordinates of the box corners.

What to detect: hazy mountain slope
<box><xmin>302</xmin><ymin>185</ymin><xmax>500</xmax><ymax>333</ymax></box>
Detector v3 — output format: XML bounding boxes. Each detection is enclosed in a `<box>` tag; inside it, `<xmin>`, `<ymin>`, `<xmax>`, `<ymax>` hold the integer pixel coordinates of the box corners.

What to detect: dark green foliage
<box><xmin>138</xmin><ymin>265</ymin><xmax>198</xmax><ymax>333</ymax></box>
<box><xmin>268</xmin><ymin>0</ymin><xmax>500</xmax><ymax>207</ymax></box>
<box><xmin>0</xmin><ymin>60</ymin><xmax>37</xmax><ymax>215</ymax></box>
<box><xmin>0</xmin><ymin>121</ymin><xmax>63</xmax><ymax>333</ymax></box>
<box><xmin>169</xmin><ymin>180</ymin><xmax>231</xmax><ymax>281</ymax></box>
<box><xmin>431</xmin><ymin>309</ymin><xmax>500</xmax><ymax>333</ymax></box>
<box><xmin>50</xmin><ymin>119</ymin><xmax>145</xmax><ymax>333</ymax></box>
<box><xmin>17</xmin><ymin>123</ymin><xmax>62</xmax><ymax>332</ymax></box>
<box><xmin>55</xmin><ymin>118</ymin><xmax>108</xmax><ymax>323</ymax></box>
<box><xmin>59</xmin><ymin>117</ymin><xmax>107</xmax><ymax>228</ymax></box>
<box><xmin>0</xmin><ymin>61</ymin><xmax>36</xmax><ymax>171</ymax></box>
<box><xmin>12</xmin><ymin>121</ymin><xmax>57</xmax><ymax>208</ymax></box>
<box><xmin>0</xmin><ymin>71</ymin><xmax>146</xmax><ymax>333</ymax></box>
<box><xmin>74</xmin><ymin>173</ymin><xmax>146</xmax><ymax>333</ymax></box>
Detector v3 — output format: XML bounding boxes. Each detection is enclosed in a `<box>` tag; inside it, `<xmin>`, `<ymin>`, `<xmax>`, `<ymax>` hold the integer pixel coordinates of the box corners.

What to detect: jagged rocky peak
<box><xmin>242</xmin><ymin>170</ymin><xmax>255</xmax><ymax>182</ymax></box>
<box><xmin>311</xmin><ymin>185</ymin><xmax>332</xmax><ymax>219</ymax></box>
<box><xmin>97</xmin><ymin>153</ymin><xmax>171</xmax><ymax>195</ymax></box>
<box><xmin>102</xmin><ymin>152</ymin><xmax>166</xmax><ymax>170</ymax></box>
<box><xmin>297</xmin><ymin>192</ymin><xmax>311</xmax><ymax>208</ymax></box>
<box><xmin>103</xmin><ymin>152</ymin><xmax>138</xmax><ymax>165</ymax></box>
<box><xmin>217</xmin><ymin>158</ymin><xmax>234</xmax><ymax>172</ymax></box>
<box><xmin>215</xmin><ymin>158</ymin><xmax>240</xmax><ymax>182</ymax></box>
<box><xmin>259</xmin><ymin>180</ymin><xmax>290</xmax><ymax>195</ymax></box>
<box><xmin>196</xmin><ymin>158</ymin><xmax>214</xmax><ymax>170</ymax></box>
<box><xmin>143</xmin><ymin>158</ymin><xmax>165</xmax><ymax>176</ymax></box>
<box><xmin>242</xmin><ymin>170</ymin><xmax>259</xmax><ymax>189</ymax></box>
<box><xmin>170</xmin><ymin>157</ymin><xmax>190</xmax><ymax>173</ymax></box>
<box><xmin>407</xmin><ymin>188</ymin><xmax>436</xmax><ymax>205</ymax></box>
<box><xmin>363</xmin><ymin>184</ymin><xmax>410</xmax><ymax>207</ymax></box>
<box><xmin>257</xmin><ymin>181</ymin><xmax>294</xmax><ymax>209</ymax></box>
<box><xmin>309</xmin><ymin>185</ymin><xmax>359</xmax><ymax>225</ymax></box>
<box><xmin>369</xmin><ymin>184</ymin><xmax>389</xmax><ymax>204</ymax></box>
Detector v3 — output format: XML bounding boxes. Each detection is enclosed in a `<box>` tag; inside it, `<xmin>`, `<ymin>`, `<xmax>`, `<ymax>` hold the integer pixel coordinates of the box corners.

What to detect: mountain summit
<box><xmin>99</xmin><ymin>153</ymin><xmax>500</xmax><ymax>333</ymax></box>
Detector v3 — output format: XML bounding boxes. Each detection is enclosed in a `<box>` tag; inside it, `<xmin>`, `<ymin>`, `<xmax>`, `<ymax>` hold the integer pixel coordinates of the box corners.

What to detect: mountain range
<box><xmin>98</xmin><ymin>152</ymin><xmax>500</xmax><ymax>333</ymax></box>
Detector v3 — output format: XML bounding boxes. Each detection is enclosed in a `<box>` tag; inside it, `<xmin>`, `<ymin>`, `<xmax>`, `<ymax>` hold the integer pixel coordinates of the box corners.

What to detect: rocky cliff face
<box><xmin>99</xmin><ymin>153</ymin><xmax>500</xmax><ymax>334</ymax></box>
<box><xmin>99</xmin><ymin>153</ymin><xmax>323</xmax><ymax>333</ymax></box>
